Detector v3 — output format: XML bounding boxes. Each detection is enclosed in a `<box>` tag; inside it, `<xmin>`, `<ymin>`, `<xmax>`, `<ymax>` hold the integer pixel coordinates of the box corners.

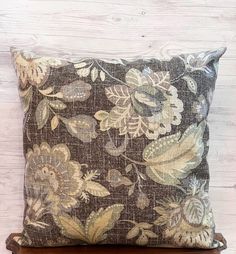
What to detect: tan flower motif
<box><xmin>25</xmin><ymin>142</ymin><xmax>110</xmax><ymax>214</ymax></box>
<box><xmin>106</xmin><ymin>169</ymin><xmax>132</xmax><ymax>188</ymax></box>
<box><xmin>26</xmin><ymin>142</ymin><xmax>85</xmax><ymax>213</ymax></box>
<box><xmin>154</xmin><ymin>177</ymin><xmax>215</xmax><ymax>248</ymax></box>
<box><xmin>11</xmin><ymin>48</ymin><xmax>67</xmax><ymax>88</ymax></box>
<box><xmin>95</xmin><ymin>68</ymin><xmax>183</xmax><ymax>139</ymax></box>
<box><xmin>136</xmin><ymin>192</ymin><xmax>150</xmax><ymax>210</ymax></box>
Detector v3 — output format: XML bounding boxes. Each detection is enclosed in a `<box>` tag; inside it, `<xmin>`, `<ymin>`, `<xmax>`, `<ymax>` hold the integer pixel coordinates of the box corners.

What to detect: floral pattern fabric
<box><xmin>9</xmin><ymin>47</ymin><xmax>226</xmax><ymax>249</ymax></box>
<box><xmin>98</xmin><ymin>68</ymin><xmax>183</xmax><ymax>139</ymax></box>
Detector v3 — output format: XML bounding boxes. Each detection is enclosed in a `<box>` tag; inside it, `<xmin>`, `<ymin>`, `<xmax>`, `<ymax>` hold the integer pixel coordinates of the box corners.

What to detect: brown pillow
<box><xmin>8</xmin><ymin>47</ymin><xmax>226</xmax><ymax>249</ymax></box>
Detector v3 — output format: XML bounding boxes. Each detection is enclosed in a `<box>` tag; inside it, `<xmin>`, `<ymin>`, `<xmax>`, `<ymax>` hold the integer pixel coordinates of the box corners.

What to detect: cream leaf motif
<box><xmin>55</xmin><ymin>204</ymin><xmax>124</xmax><ymax>244</ymax></box>
<box><xmin>143</xmin><ymin>121</ymin><xmax>206</xmax><ymax>186</ymax></box>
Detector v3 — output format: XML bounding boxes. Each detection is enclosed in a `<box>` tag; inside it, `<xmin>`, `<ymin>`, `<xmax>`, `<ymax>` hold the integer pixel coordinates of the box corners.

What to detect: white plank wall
<box><xmin>0</xmin><ymin>0</ymin><xmax>236</xmax><ymax>253</ymax></box>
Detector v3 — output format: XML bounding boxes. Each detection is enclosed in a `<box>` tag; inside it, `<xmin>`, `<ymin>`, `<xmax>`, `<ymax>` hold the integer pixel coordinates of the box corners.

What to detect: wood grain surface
<box><xmin>0</xmin><ymin>0</ymin><xmax>235</xmax><ymax>253</ymax></box>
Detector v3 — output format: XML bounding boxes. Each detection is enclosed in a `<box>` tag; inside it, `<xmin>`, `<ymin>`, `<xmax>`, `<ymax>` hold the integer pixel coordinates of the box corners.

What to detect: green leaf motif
<box><xmin>182</xmin><ymin>75</ymin><xmax>198</xmax><ymax>94</ymax></box>
<box><xmin>38</xmin><ymin>86</ymin><xmax>54</xmax><ymax>96</ymax></box>
<box><xmin>61</xmin><ymin>115</ymin><xmax>98</xmax><ymax>143</ymax></box>
<box><xmin>85</xmin><ymin>181</ymin><xmax>110</xmax><ymax>197</ymax></box>
<box><xmin>49</xmin><ymin>100</ymin><xmax>67</xmax><ymax>110</ymax></box>
<box><xmin>51</xmin><ymin>115</ymin><xmax>59</xmax><ymax>130</ymax></box>
<box><xmin>77</xmin><ymin>68</ymin><xmax>90</xmax><ymax>78</ymax></box>
<box><xmin>127</xmin><ymin>114</ymin><xmax>149</xmax><ymax>138</ymax></box>
<box><xmin>35</xmin><ymin>98</ymin><xmax>50</xmax><ymax>129</ymax></box>
<box><xmin>55</xmin><ymin>204</ymin><xmax>124</xmax><ymax>244</ymax></box>
<box><xmin>105</xmin><ymin>85</ymin><xmax>131</xmax><ymax>106</ymax></box>
<box><xmin>94</xmin><ymin>110</ymin><xmax>110</xmax><ymax>131</ymax></box>
<box><xmin>85</xmin><ymin>204</ymin><xmax>124</xmax><ymax>243</ymax></box>
<box><xmin>128</xmin><ymin>183</ymin><xmax>135</xmax><ymax>196</ymax></box>
<box><xmin>183</xmin><ymin>197</ymin><xmax>204</xmax><ymax>225</ymax></box>
<box><xmin>107</xmin><ymin>104</ymin><xmax>133</xmax><ymax>135</ymax></box>
<box><xmin>60</xmin><ymin>80</ymin><xmax>91</xmax><ymax>102</ymax></box>
<box><xmin>125</xmin><ymin>164</ymin><xmax>133</xmax><ymax>173</ymax></box>
<box><xmin>144</xmin><ymin>230</ymin><xmax>158</xmax><ymax>238</ymax></box>
<box><xmin>91</xmin><ymin>67</ymin><xmax>98</xmax><ymax>82</ymax></box>
<box><xmin>100</xmin><ymin>70</ymin><xmax>106</xmax><ymax>81</ymax></box>
<box><xmin>125</xmin><ymin>68</ymin><xmax>148</xmax><ymax>88</ymax></box>
<box><xmin>143</xmin><ymin>121</ymin><xmax>206</xmax><ymax>186</ymax></box>
<box><xmin>126</xmin><ymin>226</ymin><xmax>139</xmax><ymax>239</ymax></box>
<box><xmin>54</xmin><ymin>213</ymin><xmax>87</xmax><ymax>242</ymax></box>
<box><xmin>74</xmin><ymin>62</ymin><xmax>87</xmax><ymax>69</ymax></box>
<box><xmin>144</xmin><ymin>69</ymin><xmax>170</xmax><ymax>90</ymax></box>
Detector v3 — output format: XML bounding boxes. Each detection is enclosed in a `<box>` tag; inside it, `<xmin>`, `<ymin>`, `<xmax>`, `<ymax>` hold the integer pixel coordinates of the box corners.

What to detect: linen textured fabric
<box><xmin>9</xmin><ymin>47</ymin><xmax>226</xmax><ymax>249</ymax></box>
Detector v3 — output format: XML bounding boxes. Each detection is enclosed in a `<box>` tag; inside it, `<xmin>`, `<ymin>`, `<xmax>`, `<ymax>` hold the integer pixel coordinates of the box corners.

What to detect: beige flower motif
<box><xmin>25</xmin><ymin>142</ymin><xmax>110</xmax><ymax>214</ymax></box>
<box><xmin>26</xmin><ymin>142</ymin><xmax>85</xmax><ymax>213</ymax></box>
<box><xmin>154</xmin><ymin>177</ymin><xmax>215</xmax><ymax>248</ymax></box>
<box><xmin>95</xmin><ymin>68</ymin><xmax>183</xmax><ymax>139</ymax></box>
<box><xmin>11</xmin><ymin>48</ymin><xmax>67</xmax><ymax>89</ymax></box>
<box><xmin>136</xmin><ymin>192</ymin><xmax>150</xmax><ymax>210</ymax></box>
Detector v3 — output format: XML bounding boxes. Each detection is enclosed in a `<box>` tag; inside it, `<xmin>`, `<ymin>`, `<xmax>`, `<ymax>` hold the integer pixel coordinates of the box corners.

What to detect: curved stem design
<box><xmin>95</xmin><ymin>60</ymin><xmax>127</xmax><ymax>85</ymax></box>
<box><xmin>120</xmin><ymin>219</ymin><xmax>137</xmax><ymax>225</ymax></box>
<box><xmin>121</xmin><ymin>153</ymin><xmax>147</xmax><ymax>166</ymax></box>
